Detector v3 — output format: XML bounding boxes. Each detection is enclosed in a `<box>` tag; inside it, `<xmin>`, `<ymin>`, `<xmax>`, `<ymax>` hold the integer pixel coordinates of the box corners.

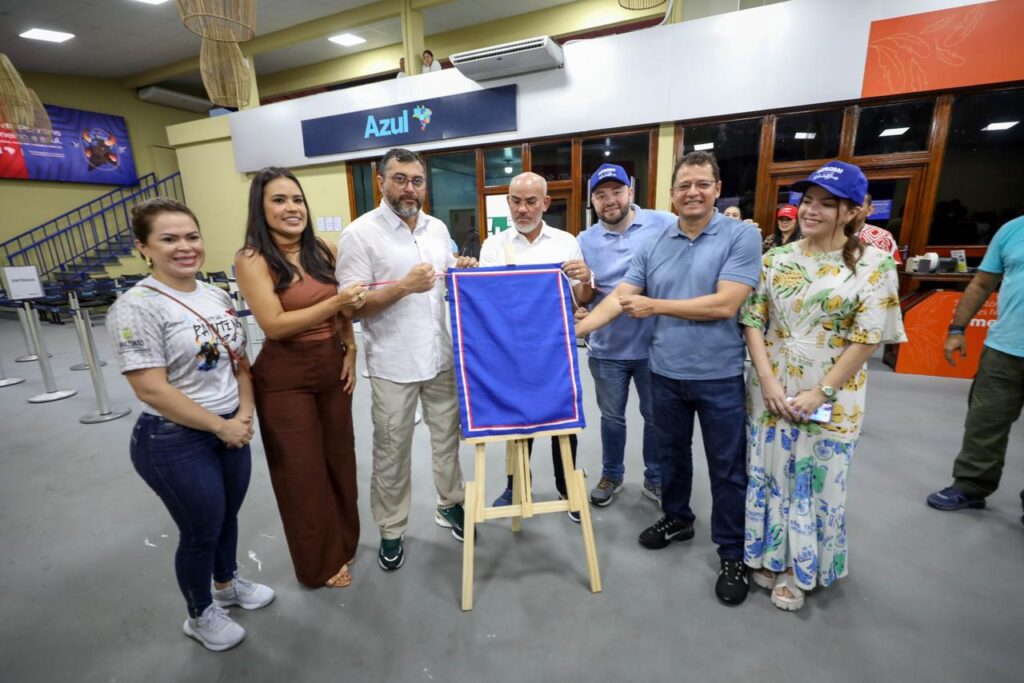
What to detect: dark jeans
<box><xmin>130</xmin><ymin>411</ymin><xmax>251</xmax><ymax>618</ymax></box>
<box><xmin>588</xmin><ymin>356</ymin><xmax>659</xmax><ymax>485</ymax></box>
<box><xmin>953</xmin><ymin>346</ymin><xmax>1024</xmax><ymax>498</ymax></box>
<box><xmin>504</xmin><ymin>434</ymin><xmax>578</xmax><ymax>497</ymax></box>
<box><xmin>651</xmin><ymin>372</ymin><xmax>747</xmax><ymax>561</ymax></box>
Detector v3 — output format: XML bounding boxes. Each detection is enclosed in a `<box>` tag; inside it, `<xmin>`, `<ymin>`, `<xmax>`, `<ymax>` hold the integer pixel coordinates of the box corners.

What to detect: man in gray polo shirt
<box><xmin>576</xmin><ymin>151</ymin><xmax>761</xmax><ymax>605</ymax></box>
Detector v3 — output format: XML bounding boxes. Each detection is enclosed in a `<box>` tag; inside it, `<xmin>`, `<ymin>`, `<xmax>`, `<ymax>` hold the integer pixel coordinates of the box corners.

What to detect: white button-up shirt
<box><xmin>337</xmin><ymin>201</ymin><xmax>456</xmax><ymax>383</ymax></box>
<box><xmin>479</xmin><ymin>223</ymin><xmax>584</xmax><ymax>288</ymax></box>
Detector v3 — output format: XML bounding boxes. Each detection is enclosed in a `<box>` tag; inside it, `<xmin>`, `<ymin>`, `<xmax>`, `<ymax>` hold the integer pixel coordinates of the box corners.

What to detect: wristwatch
<box><xmin>948</xmin><ymin>325</ymin><xmax>966</xmax><ymax>335</ymax></box>
<box><xmin>817</xmin><ymin>383</ymin><xmax>836</xmax><ymax>401</ymax></box>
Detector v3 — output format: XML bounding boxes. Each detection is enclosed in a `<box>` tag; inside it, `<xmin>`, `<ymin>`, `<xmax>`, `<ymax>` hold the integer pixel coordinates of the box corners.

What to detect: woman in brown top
<box><xmin>235</xmin><ymin>167</ymin><xmax>367</xmax><ymax>588</ymax></box>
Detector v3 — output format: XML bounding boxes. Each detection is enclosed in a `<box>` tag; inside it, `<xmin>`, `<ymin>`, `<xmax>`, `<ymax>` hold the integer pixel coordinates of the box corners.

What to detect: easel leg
<box><xmin>461</xmin><ymin>480</ymin><xmax>476</xmax><ymax>610</ymax></box>
<box><xmin>510</xmin><ymin>440</ymin><xmax>522</xmax><ymax>532</ymax></box>
<box><xmin>559</xmin><ymin>435</ymin><xmax>602</xmax><ymax>593</ymax></box>
<box><xmin>474</xmin><ymin>444</ymin><xmax>486</xmax><ymax>521</ymax></box>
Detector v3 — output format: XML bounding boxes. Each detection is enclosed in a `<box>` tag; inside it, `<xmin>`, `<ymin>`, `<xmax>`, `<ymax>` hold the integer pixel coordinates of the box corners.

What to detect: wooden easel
<box><xmin>461</xmin><ymin>428</ymin><xmax>601</xmax><ymax>611</ymax></box>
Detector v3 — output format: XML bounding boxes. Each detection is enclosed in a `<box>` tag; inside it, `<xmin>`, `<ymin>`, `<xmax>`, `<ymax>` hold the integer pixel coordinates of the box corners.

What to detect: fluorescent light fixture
<box><xmin>329</xmin><ymin>33</ymin><xmax>366</xmax><ymax>47</ymax></box>
<box><xmin>133</xmin><ymin>0</ymin><xmax>172</xmax><ymax>5</ymax></box>
<box><xmin>982</xmin><ymin>121</ymin><xmax>1018</xmax><ymax>131</ymax></box>
<box><xmin>794</xmin><ymin>132</ymin><xmax>816</xmax><ymax>140</ymax></box>
<box><xmin>693</xmin><ymin>142</ymin><xmax>715</xmax><ymax>151</ymax></box>
<box><xmin>879</xmin><ymin>127</ymin><xmax>910</xmax><ymax>137</ymax></box>
<box><xmin>20</xmin><ymin>28</ymin><xmax>74</xmax><ymax>43</ymax></box>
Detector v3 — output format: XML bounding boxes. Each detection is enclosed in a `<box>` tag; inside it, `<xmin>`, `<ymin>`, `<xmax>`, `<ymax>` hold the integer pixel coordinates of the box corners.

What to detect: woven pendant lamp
<box><xmin>618</xmin><ymin>0</ymin><xmax>667</xmax><ymax>9</ymax></box>
<box><xmin>0</xmin><ymin>53</ymin><xmax>35</xmax><ymax>128</ymax></box>
<box><xmin>177</xmin><ymin>0</ymin><xmax>256</xmax><ymax>42</ymax></box>
<box><xmin>200</xmin><ymin>39</ymin><xmax>250</xmax><ymax>108</ymax></box>
<box><xmin>25</xmin><ymin>89</ymin><xmax>55</xmax><ymax>144</ymax></box>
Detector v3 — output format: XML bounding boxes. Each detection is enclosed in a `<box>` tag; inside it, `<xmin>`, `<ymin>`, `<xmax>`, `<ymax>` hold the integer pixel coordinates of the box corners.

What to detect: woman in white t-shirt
<box><xmin>106</xmin><ymin>198</ymin><xmax>273</xmax><ymax>652</ymax></box>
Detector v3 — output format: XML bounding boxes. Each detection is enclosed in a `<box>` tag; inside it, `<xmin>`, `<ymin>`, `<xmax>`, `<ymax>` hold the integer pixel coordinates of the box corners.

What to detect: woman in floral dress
<box><xmin>740</xmin><ymin>161</ymin><xmax>906</xmax><ymax>611</ymax></box>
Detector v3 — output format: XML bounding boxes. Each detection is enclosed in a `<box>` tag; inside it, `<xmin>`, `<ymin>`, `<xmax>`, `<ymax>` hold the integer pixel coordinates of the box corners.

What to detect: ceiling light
<box><xmin>503</xmin><ymin>165</ymin><xmax>513</xmax><ymax>174</ymax></box>
<box><xmin>604</xmin><ymin>150</ymin><xmax>611</xmax><ymax>157</ymax></box>
<box><xmin>20</xmin><ymin>28</ymin><xmax>74</xmax><ymax>43</ymax></box>
<box><xmin>982</xmin><ymin>121</ymin><xmax>1018</xmax><ymax>131</ymax></box>
<box><xmin>879</xmin><ymin>127</ymin><xmax>910</xmax><ymax>137</ymax></box>
<box><xmin>133</xmin><ymin>0</ymin><xmax>172</xmax><ymax>5</ymax></box>
<box><xmin>329</xmin><ymin>33</ymin><xmax>366</xmax><ymax>47</ymax></box>
<box><xmin>794</xmin><ymin>132</ymin><xmax>816</xmax><ymax>140</ymax></box>
<box><xmin>693</xmin><ymin>142</ymin><xmax>714</xmax><ymax>151</ymax></box>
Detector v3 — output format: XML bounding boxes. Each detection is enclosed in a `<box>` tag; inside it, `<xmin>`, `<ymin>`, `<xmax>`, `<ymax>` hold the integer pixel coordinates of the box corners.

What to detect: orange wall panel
<box><xmin>862</xmin><ymin>0</ymin><xmax>1024</xmax><ymax>98</ymax></box>
<box><xmin>895</xmin><ymin>291</ymin><xmax>998</xmax><ymax>378</ymax></box>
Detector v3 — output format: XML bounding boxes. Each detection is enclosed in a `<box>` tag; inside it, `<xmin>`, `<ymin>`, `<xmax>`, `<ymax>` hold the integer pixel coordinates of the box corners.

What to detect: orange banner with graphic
<box><xmin>895</xmin><ymin>291</ymin><xmax>998</xmax><ymax>378</ymax></box>
<box><xmin>862</xmin><ymin>0</ymin><xmax>1024</xmax><ymax>98</ymax></box>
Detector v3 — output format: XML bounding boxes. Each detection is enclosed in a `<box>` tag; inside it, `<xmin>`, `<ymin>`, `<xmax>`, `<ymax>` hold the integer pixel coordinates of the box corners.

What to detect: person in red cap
<box><xmin>762</xmin><ymin>204</ymin><xmax>801</xmax><ymax>252</ymax></box>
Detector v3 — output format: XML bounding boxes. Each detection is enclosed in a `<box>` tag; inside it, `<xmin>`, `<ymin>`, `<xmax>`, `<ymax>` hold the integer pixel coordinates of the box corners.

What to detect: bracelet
<box><xmin>343</xmin><ymin>341</ymin><xmax>357</xmax><ymax>353</ymax></box>
<box><xmin>947</xmin><ymin>325</ymin><xmax>966</xmax><ymax>335</ymax></box>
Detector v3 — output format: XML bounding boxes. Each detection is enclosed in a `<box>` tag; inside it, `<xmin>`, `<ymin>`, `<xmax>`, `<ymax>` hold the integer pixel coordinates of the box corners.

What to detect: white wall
<box><xmin>228</xmin><ymin>0</ymin><xmax>978</xmax><ymax>172</ymax></box>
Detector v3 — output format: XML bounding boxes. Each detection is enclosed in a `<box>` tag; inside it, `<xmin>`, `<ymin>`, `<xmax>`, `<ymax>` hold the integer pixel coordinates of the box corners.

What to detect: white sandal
<box><xmin>770</xmin><ymin>572</ymin><xmax>805</xmax><ymax>612</ymax></box>
<box><xmin>752</xmin><ymin>568</ymin><xmax>776</xmax><ymax>591</ymax></box>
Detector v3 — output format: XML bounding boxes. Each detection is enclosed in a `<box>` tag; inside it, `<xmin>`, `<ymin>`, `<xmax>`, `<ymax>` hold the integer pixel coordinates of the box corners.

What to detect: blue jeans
<box><xmin>651</xmin><ymin>373</ymin><xmax>747</xmax><ymax>561</ymax></box>
<box><xmin>130</xmin><ymin>411</ymin><xmax>251</xmax><ymax>617</ymax></box>
<box><xmin>588</xmin><ymin>356</ymin><xmax>659</xmax><ymax>485</ymax></box>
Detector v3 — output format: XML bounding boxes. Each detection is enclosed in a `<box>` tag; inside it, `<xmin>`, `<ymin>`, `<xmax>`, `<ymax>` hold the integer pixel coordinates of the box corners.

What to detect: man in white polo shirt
<box><xmin>337</xmin><ymin>147</ymin><xmax>477</xmax><ymax>572</ymax></box>
<box><xmin>479</xmin><ymin>171</ymin><xmax>594</xmax><ymax>521</ymax></box>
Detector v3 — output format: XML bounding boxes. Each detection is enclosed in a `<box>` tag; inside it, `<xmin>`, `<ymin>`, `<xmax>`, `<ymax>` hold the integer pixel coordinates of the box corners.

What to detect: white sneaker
<box><xmin>183</xmin><ymin>603</ymin><xmax>245</xmax><ymax>651</ymax></box>
<box><xmin>212</xmin><ymin>575</ymin><xmax>275</xmax><ymax>610</ymax></box>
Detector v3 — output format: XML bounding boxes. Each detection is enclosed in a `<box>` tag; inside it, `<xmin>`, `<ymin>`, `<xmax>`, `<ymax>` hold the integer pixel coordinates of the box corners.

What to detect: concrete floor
<box><xmin>1</xmin><ymin>316</ymin><xmax>1022</xmax><ymax>683</ymax></box>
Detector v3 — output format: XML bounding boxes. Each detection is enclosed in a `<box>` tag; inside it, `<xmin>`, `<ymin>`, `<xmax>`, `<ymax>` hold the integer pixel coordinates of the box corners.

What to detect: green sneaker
<box><xmin>435</xmin><ymin>504</ymin><xmax>465</xmax><ymax>542</ymax></box>
<box><xmin>378</xmin><ymin>536</ymin><xmax>405</xmax><ymax>571</ymax></box>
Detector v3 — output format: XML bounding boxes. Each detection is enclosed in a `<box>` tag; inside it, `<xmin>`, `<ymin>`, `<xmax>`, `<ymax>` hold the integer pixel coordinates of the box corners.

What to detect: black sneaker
<box><xmin>558</xmin><ymin>492</ymin><xmax>581</xmax><ymax>523</ymax></box>
<box><xmin>638</xmin><ymin>514</ymin><xmax>694</xmax><ymax>549</ymax></box>
<box><xmin>435</xmin><ymin>504</ymin><xmax>465</xmax><ymax>542</ymax></box>
<box><xmin>378</xmin><ymin>536</ymin><xmax>405</xmax><ymax>571</ymax></box>
<box><xmin>715</xmin><ymin>559</ymin><xmax>749</xmax><ymax>606</ymax></box>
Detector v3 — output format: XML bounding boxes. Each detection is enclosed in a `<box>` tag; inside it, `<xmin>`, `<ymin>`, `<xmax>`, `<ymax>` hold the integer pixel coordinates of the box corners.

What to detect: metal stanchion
<box><xmin>23</xmin><ymin>302</ymin><xmax>77</xmax><ymax>403</ymax></box>
<box><xmin>75</xmin><ymin>308</ymin><xmax>130</xmax><ymax>424</ymax></box>
<box><xmin>15</xmin><ymin>307</ymin><xmax>48</xmax><ymax>362</ymax></box>
<box><xmin>68</xmin><ymin>292</ymin><xmax>107</xmax><ymax>371</ymax></box>
<box><xmin>0</xmin><ymin>356</ymin><xmax>25</xmax><ymax>388</ymax></box>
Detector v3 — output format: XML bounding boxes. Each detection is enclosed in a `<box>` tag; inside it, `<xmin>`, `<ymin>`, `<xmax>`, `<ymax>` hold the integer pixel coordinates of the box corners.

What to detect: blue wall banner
<box><xmin>0</xmin><ymin>105</ymin><xmax>138</xmax><ymax>186</ymax></box>
<box><xmin>301</xmin><ymin>85</ymin><xmax>517</xmax><ymax>157</ymax></box>
<box><xmin>448</xmin><ymin>264</ymin><xmax>585</xmax><ymax>439</ymax></box>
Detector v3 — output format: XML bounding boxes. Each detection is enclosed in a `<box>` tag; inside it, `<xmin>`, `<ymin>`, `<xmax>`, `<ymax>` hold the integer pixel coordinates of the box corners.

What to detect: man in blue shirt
<box><xmin>576</xmin><ymin>151</ymin><xmax>761</xmax><ymax>605</ymax></box>
<box><xmin>928</xmin><ymin>216</ymin><xmax>1024</xmax><ymax>523</ymax></box>
<box><xmin>578</xmin><ymin>163</ymin><xmax>676</xmax><ymax>507</ymax></box>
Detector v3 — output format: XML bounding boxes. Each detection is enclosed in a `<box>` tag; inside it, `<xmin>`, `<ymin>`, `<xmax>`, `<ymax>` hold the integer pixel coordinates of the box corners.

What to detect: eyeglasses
<box><xmin>387</xmin><ymin>174</ymin><xmax>426</xmax><ymax>189</ymax></box>
<box><xmin>671</xmin><ymin>180</ymin><xmax>717</xmax><ymax>193</ymax></box>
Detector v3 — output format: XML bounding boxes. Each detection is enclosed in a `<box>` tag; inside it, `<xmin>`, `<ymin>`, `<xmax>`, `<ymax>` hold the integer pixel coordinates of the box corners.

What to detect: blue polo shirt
<box><xmin>979</xmin><ymin>216</ymin><xmax>1024</xmax><ymax>358</ymax></box>
<box><xmin>578</xmin><ymin>206</ymin><xmax>677</xmax><ymax>360</ymax></box>
<box><xmin>623</xmin><ymin>212</ymin><xmax>762</xmax><ymax>380</ymax></box>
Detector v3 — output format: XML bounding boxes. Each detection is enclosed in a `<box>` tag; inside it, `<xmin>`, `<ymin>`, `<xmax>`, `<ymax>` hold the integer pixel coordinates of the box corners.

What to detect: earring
<box><xmin>145</xmin><ymin>256</ymin><xmax>153</xmax><ymax>268</ymax></box>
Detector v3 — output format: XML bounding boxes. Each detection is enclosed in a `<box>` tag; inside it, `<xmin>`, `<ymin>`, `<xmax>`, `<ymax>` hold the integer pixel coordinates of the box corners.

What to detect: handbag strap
<box><xmin>139</xmin><ymin>284</ymin><xmax>242</xmax><ymax>369</ymax></box>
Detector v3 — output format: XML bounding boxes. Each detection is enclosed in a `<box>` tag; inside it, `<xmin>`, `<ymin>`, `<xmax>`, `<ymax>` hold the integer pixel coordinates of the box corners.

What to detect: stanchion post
<box><xmin>69</xmin><ymin>292</ymin><xmax>106</xmax><ymax>372</ymax></box>
<box><xmin>24</xmin><ymin>302</ymin><xmax>77</xmax><ymax>403</ymax></box>
<box><xmin>78</xmin><ymin>308</ymin><xmax>130</xmax><ymax>424</ymax></box>
<box><xmin>15</xmin><ymin>307</ymin><xmax>44</xmax><ymax>363</ymax></box>
<box><xmin>0</xmin><ymin>356</ymin><xmax>26</xmax><ymax>388</ymax></box>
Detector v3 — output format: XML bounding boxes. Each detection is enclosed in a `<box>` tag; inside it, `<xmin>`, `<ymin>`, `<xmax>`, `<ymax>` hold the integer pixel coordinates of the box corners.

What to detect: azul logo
<box><xmin>363</xmin><ymin>104</ymin><xmax>433</xmax><ymax>139</ymax></box>
<box><xmin>812</xmin><ymin>166</ymin><xmax>845</xmax><ymax>182</ymax></box>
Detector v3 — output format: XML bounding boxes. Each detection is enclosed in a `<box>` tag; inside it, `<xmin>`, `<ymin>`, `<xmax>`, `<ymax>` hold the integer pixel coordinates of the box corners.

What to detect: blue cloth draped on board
<box><xmin>447</xmin><ymin>264</ymin><xmax>586</xmax><ymax>439</ymax></box>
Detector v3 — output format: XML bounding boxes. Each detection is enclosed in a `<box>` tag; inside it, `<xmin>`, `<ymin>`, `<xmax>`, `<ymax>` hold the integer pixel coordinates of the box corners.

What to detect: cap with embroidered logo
<box><xmin>589</xmin><ymin>163</ymin><xmax>630</xmax><ymax>194</ymax></box>
<box><xmin>776</xmin><ymin>205</ymin><xmax>798</xmax><ymax>220</ymax></box>
<box><xmin>790</xmin><ymin>160</ymin><xmax>868</xmax><ymax>205</ymax></box>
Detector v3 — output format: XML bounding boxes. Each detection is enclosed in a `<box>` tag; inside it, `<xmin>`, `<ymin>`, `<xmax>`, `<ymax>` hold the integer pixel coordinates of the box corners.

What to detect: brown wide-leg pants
<box><xmin>252</xmin><ymin>336</ymin><xmax>359</xmax><ymax>587</ymax></box>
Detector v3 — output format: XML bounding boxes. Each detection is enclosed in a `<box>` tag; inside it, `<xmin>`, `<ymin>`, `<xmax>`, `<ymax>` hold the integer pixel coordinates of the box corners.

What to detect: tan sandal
<box><xmin>770</xmin><ymin>572</ymin><xmax>805</xmax><ymax>612</ymax></box>
<box><xmin>325</xmin><ymin>564</ymin><xmax>352</xmax><ymax>588</ymax></box>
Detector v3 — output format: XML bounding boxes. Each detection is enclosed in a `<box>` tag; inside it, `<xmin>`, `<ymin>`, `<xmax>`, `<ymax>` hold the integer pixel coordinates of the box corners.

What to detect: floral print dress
<box><xmin>739</xmin><ymin>243</ymin><xmax>906</xmax><ymax>590</ymax></box>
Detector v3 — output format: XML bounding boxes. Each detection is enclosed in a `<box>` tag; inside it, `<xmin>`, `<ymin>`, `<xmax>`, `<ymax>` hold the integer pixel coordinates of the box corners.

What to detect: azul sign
<box><xmin>302</xmin><ymin>85</ymin><xmax>517</xmax><ymax>157</ymax></box>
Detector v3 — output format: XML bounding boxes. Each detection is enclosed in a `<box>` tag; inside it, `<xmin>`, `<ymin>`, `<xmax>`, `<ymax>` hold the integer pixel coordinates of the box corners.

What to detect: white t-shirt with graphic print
<box><xmin>106</xmin><ymin>276</ymin><xmax>245</xmax><ymax>416</ymax></box>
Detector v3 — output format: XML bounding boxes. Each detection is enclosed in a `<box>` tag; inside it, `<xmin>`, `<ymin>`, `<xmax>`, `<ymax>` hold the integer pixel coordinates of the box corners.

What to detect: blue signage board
<box><xmin>301</xmin><ymin>85</ymin><xmax>518</xmax><ymax>157</ymax></box>
<box><xmin>1</xmin><ymin>105</ymin><xmax>138</xmax><ymax>186</ymax></box>
<box><xmin>867</xmin><ymin>198</ymin><xmax>892</xmax><ymax>220</ymax></box>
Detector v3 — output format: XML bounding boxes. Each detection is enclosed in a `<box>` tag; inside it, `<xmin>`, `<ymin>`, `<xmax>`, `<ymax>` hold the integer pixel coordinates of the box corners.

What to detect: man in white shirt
<box><xmin>337</xmin><ymin>148</ymin><xmax>477</xmax><ymax>571</ymax></box>
<box><xmin>479</xmin><ymin>172</ymin><xmax>594</xmax><ymax>520</ymax></box>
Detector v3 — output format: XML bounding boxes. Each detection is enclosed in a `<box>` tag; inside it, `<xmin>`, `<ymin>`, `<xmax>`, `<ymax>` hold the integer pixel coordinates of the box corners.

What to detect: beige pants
<box><xmin>369</xmin><ymin>368</ymin><xmax>464</xmax><ymax>539</ymax></box>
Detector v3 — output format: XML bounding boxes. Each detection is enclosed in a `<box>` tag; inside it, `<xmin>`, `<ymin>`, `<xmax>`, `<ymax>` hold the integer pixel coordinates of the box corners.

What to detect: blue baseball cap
<box><xmin>589</xmin><ymin>163</ymin><xmax>630</xmax><ymax>194</ymax></box>
<box><xmin>790</xmin><ymin>161</ymin><xmax>868</xmax><ymax>205</ymax></box>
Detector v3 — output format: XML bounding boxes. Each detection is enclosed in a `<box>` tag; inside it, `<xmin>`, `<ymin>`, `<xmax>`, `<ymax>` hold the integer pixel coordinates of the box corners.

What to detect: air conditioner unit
<box><xmin>451</xmin><ymin>36</ymin><xmax>564</xmax><ymax>81</ymax></box>
<box><xmin>137</xmin><ymin>86</ymin><xmax>212</xmax><ymax>113</ymax></box>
